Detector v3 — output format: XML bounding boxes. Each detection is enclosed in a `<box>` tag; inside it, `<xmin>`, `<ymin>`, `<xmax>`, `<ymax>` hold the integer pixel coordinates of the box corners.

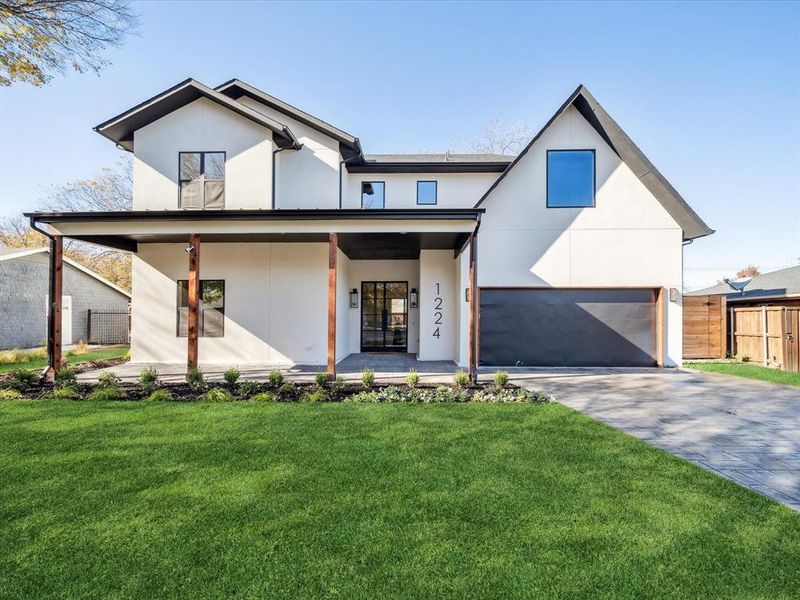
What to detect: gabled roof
<box><xmin>94</xmin><ymin>78</ymin><xmax>300</xmax><ymax>151</ymax></box>
<box><xmin>0</xmin><ymin>247</ymin><xmax>131</xmax><ymax>298</ymax></box>
<box><xmin>216</xmin><ymin>79</ymin><xmax>363</xmax><ymax>159</ymax></box>
<box><xmin>475</xmin><ymin>85</ymin><xmax>714</xmax><ymax>241</ymax></box>
<box><xmin>687</xmin><ymin>265</ymin><xmax>800</xmax><ymax>301</ymax></box>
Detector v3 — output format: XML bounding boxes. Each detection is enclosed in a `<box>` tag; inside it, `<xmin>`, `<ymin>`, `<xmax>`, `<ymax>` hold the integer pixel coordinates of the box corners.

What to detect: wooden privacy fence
<box><xmin>729</xmin><ymin>306</ymin><xmax>800</xmax><ymax>372</ymax></box>
<box><xmin>683</xmin><ymin>295</ymin><xmax>726</xmax><ymax>359</ymax></box>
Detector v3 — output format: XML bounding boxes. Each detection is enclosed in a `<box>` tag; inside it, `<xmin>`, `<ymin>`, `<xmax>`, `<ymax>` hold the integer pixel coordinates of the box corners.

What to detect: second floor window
<box><xmin>417</xmin><ymin>180</ymin><xmax>437</xmax><ymax>205</ymax></box>
<box><xmin>361</xmin><ymin>181</ymin><xmax>385</xmax><ymax>209</ymax></box>
<box><xmin>546</xmin><ymin>149</ymin><xmax>595</xmax><ymax>208</ymax></box>
<box><xmin>179</xmin><ymin>152</ymin><xmax>225</xmax><ymax>209</ymax></box>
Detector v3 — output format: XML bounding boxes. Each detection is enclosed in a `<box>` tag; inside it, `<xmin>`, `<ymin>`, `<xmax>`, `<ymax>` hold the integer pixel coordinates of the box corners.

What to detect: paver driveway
<box><xmin>509</xmin><ymin>368</ymin><xmax>800</xmax><ymax>510</ymax></box>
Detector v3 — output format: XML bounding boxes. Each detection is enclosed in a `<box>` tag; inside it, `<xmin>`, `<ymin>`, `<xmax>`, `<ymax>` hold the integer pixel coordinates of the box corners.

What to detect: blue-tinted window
<box><xmin>417</xmin><ymin>181</ymin><xmax>437</xmax><ymax>205</ymax></box>
<box><xmin>361</xmin><ymin>181</ymin><xmax>385</xmax><ymax>209</ymax></box>
<box><xmin>547</xmin><ymin>150</ymin><xmax>595</xmax><ymax>207</ymax></box>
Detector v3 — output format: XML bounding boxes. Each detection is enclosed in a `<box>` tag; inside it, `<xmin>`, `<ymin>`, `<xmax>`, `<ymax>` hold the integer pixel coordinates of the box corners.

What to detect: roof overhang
<box><xmin>347</xmin><ymin>161</ymin><xmax>510</xmax><ymax>174</ymax></box>
<box><xmin>94</xmin><ymin>79</ymin><xmax>300</xmax><ymax>152</ymax></box>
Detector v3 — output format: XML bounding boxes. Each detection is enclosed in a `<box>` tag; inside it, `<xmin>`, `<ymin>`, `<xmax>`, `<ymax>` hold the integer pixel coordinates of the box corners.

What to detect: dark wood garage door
<box><xmin>479</xmin><ymin>288</ymin><xmax>657</xmax><ymax>367</ymax></box>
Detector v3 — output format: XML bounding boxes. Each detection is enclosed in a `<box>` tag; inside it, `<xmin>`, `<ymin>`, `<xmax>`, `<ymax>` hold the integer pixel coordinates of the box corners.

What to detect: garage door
<box><xmin>479</xmin><ymin>289</ymin><xmax>657</xmax><ymax>367</ymax></box>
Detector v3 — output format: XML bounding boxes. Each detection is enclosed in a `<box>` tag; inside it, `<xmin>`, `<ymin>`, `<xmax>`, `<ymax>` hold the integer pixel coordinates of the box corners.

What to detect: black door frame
<box><xmin>360</xmin><ymin>281</ymin><xmax>408</xmax><ymax>352</ymax></box>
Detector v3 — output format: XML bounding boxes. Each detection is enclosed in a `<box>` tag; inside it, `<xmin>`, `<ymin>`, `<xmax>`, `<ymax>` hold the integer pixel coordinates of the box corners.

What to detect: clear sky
<box><xmin>1</xmin><ymin>0</ymin><xmax>798</xmax><ymax>289</ymax></box>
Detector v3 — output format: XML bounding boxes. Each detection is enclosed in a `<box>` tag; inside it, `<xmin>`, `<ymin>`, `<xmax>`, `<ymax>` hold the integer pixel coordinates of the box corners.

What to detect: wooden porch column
<box><xmin>327</xmin><ymin>233</ymin><xmax>338</xmax><ymax>376</ymax></box>
<box><xmin>46</xmin><ymin>235</ymin><xmax>63</xmax><ymax>379</ymax></box>
<box><xmin>187</xmin><ymin>234</ymin><xmax>200</xmax><ymax>371</ymax></box>
<box><xmin>468</xmin><ymin>232</ymin><xmax>478</xmax><ymax>383</ymax></box>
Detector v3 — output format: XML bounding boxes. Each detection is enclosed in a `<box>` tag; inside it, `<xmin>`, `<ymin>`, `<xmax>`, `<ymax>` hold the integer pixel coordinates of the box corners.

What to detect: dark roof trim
<box><xmin>94</xmin><ymin>78</ymin><xmax>300</xmax><ymax>151</ymax></box>
<box><xmin>347</xmin><ymin>162</ymin><xmax>511</xmax><ymax>174</ymax></box>
<box><xmin>474</xmin><ymin>84</ymin><xmax>714</xmax><ymax>241</ymax></box>
<box><xmin>26</xmin><ymin>208</ymin><xmax>484</xmax><ymax>223</ymax></box>
<box><xmin>216</xmin><ymin>79</ymin><xmax>363</xmax><ymax>159</ymax></box>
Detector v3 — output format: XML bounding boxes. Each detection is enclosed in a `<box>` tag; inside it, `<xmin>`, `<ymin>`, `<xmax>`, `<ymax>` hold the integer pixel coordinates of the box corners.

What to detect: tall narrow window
<box><xmin>177</xmin><ymin>280</ymin><xmax>225</xmax><ymax>337</ymax></box>
<box><xmin>361</xmin><ymin>181</ymin><xmax>385</xmax><ymax>209</ymax></box>
<box><xmin>546</xmin><ymin>150</ymin><xmax>595</xmax><ymax>208</ymax></box>
<box><xmin>179</xmin><ymin>152</ymin><xmax>226</xmax><ymax>209</ymax></box>
<box><xmin>417</xmin><ymin>181</ymin><xmax>437</xmax><ymax>205</ymax></box>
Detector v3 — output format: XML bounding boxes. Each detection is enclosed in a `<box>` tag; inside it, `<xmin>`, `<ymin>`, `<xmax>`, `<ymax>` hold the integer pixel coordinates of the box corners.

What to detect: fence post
<box><xmin>761</xmin><ymin>306</ymin><xmax>768</xmax><ymax>366</ymax></box>
<box><xmin>729</xmin><ymin>307</ymin><xmax>735</xmax><ymax>357</ymax></box>
<box><xmin>87</xmin><ymin>309</ymin><xmax>92</xmax><ymax>344</ymax></box>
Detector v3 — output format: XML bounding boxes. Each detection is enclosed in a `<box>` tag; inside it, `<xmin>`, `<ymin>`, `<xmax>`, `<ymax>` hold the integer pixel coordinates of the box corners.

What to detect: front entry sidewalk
<box><xmin>507</xmin><ymin>367</ymin><xmax>800</xmax><ymax>511</ymax></box>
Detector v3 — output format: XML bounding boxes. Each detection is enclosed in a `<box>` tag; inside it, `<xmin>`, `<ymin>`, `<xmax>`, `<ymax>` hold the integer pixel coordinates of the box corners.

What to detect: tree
<box><xmin>735</xmin><ymin>265</ymin><xmax>760</xmax><ymax>279</ymax></box>
<box><xmin>461</xmin><ymin>116</ymin><xmax>532</xmax><ymax>156</ymax></box>
<box><xmin>0</xmin><ymin>0</ymin><xmax>138</xmax><ymax>87</ymax></box>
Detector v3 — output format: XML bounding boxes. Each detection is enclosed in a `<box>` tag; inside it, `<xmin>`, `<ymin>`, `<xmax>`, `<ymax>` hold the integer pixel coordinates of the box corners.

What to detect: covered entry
<box><xmin>479</xmin><ymin>288</ymin><xmax>659</xmax><ymax>367</ymax></box>
<box><xmin>361</xmin><ymin>281</ymin><xmax>408</xmax><ymax>352</ymax></box>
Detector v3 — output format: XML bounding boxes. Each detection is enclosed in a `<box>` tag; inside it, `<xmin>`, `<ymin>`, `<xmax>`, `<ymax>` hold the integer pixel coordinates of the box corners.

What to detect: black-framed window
<box><xmin>416</xmin><ymin>180</ymin><xmax>437</xmax><ymax>205</ymax></box>
<box><xmin>546</xmin><ymin>149</ymin><xmax>595</xmax><ymax>208</ymax></box>
<box><xmin>179</xmin><ymin>152</ymin><xmax>226</xmax><ymax>209</ymax></box>
<box><xmin>361</xmin><ymin>181</ymin><xmax>385</xmax><ymax>209</ymax></box>
<box><xmin>177</xmin><ymin>280</ymin><xmax>225</xmax><ymax>337</ymax></box>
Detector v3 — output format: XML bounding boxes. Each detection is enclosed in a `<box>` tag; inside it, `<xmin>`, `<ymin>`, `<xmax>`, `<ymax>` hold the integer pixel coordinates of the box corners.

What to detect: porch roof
<box><xmin>26</xmin><ymin>208</ymin><xmax>483</xmax><ymax>259</ymax></box>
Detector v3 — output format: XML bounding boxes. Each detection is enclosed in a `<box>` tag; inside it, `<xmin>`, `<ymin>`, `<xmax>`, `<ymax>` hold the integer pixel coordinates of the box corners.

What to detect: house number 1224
<box><xmin>433</xmin><ymin>283</ymin><xmax>443</xmax><ymax>338</ymax></box>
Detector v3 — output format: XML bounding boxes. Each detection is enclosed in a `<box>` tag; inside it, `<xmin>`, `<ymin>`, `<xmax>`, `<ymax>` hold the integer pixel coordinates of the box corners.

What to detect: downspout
<box><xmin>339</xmin><ymin>138</ymin><xmax>364</xmax><ymax>209</ymax></box>
<box><xmin>29</xmin><ymin>216</ymin><xmax>58</xmax><ymax>378</ymax></box>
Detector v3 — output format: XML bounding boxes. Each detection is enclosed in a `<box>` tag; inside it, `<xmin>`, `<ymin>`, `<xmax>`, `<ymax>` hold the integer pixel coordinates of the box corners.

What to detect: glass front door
<box><xmin>361</xmin><ymin>282</ymin><xmax>408</xmax><ymax>352</ymax></box>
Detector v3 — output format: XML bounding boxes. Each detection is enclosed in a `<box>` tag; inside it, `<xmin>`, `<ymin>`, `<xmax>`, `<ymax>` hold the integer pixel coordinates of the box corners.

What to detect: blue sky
<box><xmin>1</xmin><ymin>0</ymin><xmax>797</xmax><ymax>289</ymax></box>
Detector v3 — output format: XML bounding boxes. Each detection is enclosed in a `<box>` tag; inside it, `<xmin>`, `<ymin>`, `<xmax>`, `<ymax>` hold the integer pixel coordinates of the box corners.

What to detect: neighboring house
<box><xmin>688</xmin><ymin>265</ymin><xmax>800</xmax><ymax>307</ymax></box>
<box><xmin>0</xmin><ymin>247</ymin><xmax>130</xmax><ymax>349</ymax></box>
<box><xmin>26</xmin><ymin>79</ymin><xmax>712</xmax><ymax>373</ymax></box>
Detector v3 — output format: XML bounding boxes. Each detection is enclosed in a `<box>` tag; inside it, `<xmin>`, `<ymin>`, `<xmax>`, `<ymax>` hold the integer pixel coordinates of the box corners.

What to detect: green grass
<box><xmin>0</xmin><ymin>402</ymin><xmax>797</xmax><ymax>599</ymax></box>
<box><xmin>0</xmin><ymin>346</ymin><xmax>128</xmax><ymax>375</ymax></box>
<box><xmin>685</xmin><ymin>361</ymin><xmax>800</xmax><ymax>388</ymax></box>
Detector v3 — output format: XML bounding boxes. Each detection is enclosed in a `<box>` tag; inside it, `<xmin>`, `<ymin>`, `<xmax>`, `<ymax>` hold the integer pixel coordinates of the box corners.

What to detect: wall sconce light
<box><xmin>350</xmin><ymin>288</ymin><xmax>359</xmax><ymax>308</ymax></box>
<box><xmin>410</xmin><ymin>288</ymin><xmax>418</xmax><ymax>308</ymax></box>
<box><xmin>669</xmin><ymin>287</ymin><xmax>679</xmax><ymax>302</ymax></box>
<box><xmin>184</xmin><ymin>244</ymin><xmax>195</xmax><ymax>254</ymax></box>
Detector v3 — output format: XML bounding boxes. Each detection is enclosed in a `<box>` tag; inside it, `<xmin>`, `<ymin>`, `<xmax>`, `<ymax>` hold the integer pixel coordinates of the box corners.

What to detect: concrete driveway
<box><xmin>510</xmin><ymin>368</ymin><xmax>800</xmax><ymax>511</ymax></box>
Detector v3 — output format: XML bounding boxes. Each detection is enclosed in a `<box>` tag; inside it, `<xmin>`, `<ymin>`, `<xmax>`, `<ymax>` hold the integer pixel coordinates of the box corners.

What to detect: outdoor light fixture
<box><xmin>184</xmin><ymin>244</ymin><xmax>195</xmax><ymax>254</ymax></box>
<box><xmin>350</xmin><ymin>288</ymin><xmax>359</xmax><ymax>308</ymax></box>
<box><xmin>410</xmin><ymin>288</ymin><xmax>418</xmax><ymax>308</ymax></box>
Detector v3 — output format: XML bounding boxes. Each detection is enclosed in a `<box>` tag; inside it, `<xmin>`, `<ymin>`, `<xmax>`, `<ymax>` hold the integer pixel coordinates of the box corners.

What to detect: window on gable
<box><xmin>416</xmin><ymin>181</ymin><xmax>437</xmax><ymax>205</ymax></box>
<box><xmin>177</xmin><ymin>279</ymin><xmax>225</xmax><ymax>337</ymax></box>
<box><xmin>546</xmin><ymin>150</ymin><xmax>595</xmax><ymax>208</ymax></box>
<box><xmin>179</xmin><ymin>152</ymin><xmax>225</xmax><ymax>209</ymax></box>
<box><xmin>361</xmin><ymin>181</ymin><xmax>385</xmax><ymax>209</ymax></box>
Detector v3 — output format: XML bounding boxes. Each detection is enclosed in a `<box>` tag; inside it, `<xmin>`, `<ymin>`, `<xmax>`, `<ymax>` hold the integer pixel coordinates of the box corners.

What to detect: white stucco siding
<box><xmin>343</xmin><ymin>172</ymin><xmax>497</xmax><ymax>210</ymax></box>
<box><xmin>133</xmin><ymin>98</ymin><xmax>273</xmax><ymax>210</ymax></box>
<box><xmin>131</xmin><ymin>242</ymin><xmax>327</xmax><ymax>365</ymax></box>
<box><xmin>236</xmin><ymin>96</ymin><xmax>341</xmax><ymax>209</ymax></box>
<box><xmin>418</xmin><ymin>250</ymin><xmax>457</xmax><ymax>361</ymax></box>
<box><xmin>335</xmin><ymin>249</ymin><xmax>351</xmax><ymax>363</ymax></box>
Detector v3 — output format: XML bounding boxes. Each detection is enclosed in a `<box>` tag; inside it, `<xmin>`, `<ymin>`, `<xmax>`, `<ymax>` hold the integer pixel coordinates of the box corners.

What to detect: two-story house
<box><xmin>27</xmin><ymin>79</ymin><xmax>712</xmax><ymax>378</ymax></box>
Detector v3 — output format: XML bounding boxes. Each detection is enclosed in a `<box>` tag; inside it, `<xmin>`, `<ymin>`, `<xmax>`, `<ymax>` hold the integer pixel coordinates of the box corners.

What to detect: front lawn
<box><xmin>0</xmin><ymin>346</ymin><xmax>128</xmax><ymax>375</ymax></box>
<box><xmin>685</xmin><ymin>361</ymin><xmax>800</xmax><ymax>388</ymax></box>
<box><xmin>0</xmin><ymin>402</ymin><xmax>797</xmax><ymax>599</ymax></box>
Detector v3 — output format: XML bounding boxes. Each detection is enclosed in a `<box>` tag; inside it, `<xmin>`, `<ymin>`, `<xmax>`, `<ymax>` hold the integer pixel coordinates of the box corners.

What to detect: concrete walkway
<box><xmin>510</xmin><ymin>368</ymin><xmax>800</xmax><ymax>511</ymax></box>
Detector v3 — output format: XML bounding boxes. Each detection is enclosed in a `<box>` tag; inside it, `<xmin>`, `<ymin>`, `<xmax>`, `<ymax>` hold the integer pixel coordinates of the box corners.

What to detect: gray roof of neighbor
<box><xmin>687</xmin><ymin>265</ymin><xmax>800</xmax><ymax>301</ymax></box>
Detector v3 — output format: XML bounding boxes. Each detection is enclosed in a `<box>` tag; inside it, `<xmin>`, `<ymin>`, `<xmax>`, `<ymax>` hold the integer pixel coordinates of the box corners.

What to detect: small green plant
<box><xmin>186</xmin><ymin>368</ymin><xmax>205</xmax><ymax>391</ymax></box>
<box><xmin>4</xmin><ymin>369</ymin><xmax>37</xmax><ymax>392</ymax></box>
<box><xmin>329</xmin><ymin>376</ymin><xmax>347</xmax><ymax>396</ymax></box>
<box><xmin>300</xmin><ymin>390</ymin><xmax>329</xmax><ymax>403</ymax></box>
<box><xmin>97</xmin><ymin>371</ymin><xmax>121</xmax><ymax>388</ymax></box>
<box><xmin>86</xmin><ymin>386</ymin><xmax>127</xmax><ymax>401</ymax></box>
<box><xmin>146</xmin><ymin>389</ymin><xmax>173</xmax><ymax>402</ymax></box>
<box><xmin>315</xmin><ymin>371</ymin><xmax>332</xmax><ymax>388</ymax></box>
<box><xmin>138</xmin><ymin>367</ymin><xmax>159</xmax><ymax>388</ymax></box>
<box><xmin>406</xmin><ymin>370</ymin><xmax>420</xmax><ymax>388</ymax></box>
<box><xmin>224</xmin><ymin>366</ymin><xmax>241</xmax><ymax>385</ymax></box>
<box><xmin>249</xmin><ymin>392</ymin><xmax>277</xmax><ymax>403</ymax></box>
<box><xmin>494</xmin><ymin>370</ymin><xmax>509</xmax><ymax>388</ymax></box>
<box><xmin>361</xmin><ymin>368</ymin><xmax>375</xmax><ymax>388</ymax></box>
<box><xmin>277</xmin><ymin>381</ymin><xmax>298</xmax><ymax>401</ymax></box>
<box><xmin>453</xmin><ymin>370</ymin><xmax>470</xmax><ymax>388</ymax></box>
<box><xmin>54</xmin><ymin>367</ymin><xmax>77</xmax><ymax>389</ymax></box>
<box><xmin>268</xmin><ymin>370</ymin><xmax>284</xmax><ymax>388</ymax></box>
<box><xmin>46</xmin><ymin>387</ymin><xmax>82</xmax><ymax>400</ymax></box>
<box><xmin>238</xmin><ymin>380</ymin><xmax>260</xmax><ymax>398</ymax></box>
<box><xmin>199</xmin><ymin>387</ymin><xmax>235</xmax><ymax>402</ymax></box>
<box><xmin>0</xmin><ymin>389</ymin><xmax>23</xmax><ymax>400</ymax></box>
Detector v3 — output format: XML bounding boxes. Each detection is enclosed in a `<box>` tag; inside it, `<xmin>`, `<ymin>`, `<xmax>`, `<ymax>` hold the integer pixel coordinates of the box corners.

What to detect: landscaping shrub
<box><xmin>268</xmin><ymin>370</ymin><xmax>284</xmax><ymax>388</ymax></box>
<box><xmin>494</xmin><ymin>370</ymin><xmax>509</xmax><ymax>388</ymax></box>
<box><xmin>406</xmin><ymin>370</ymin><xmax>420</xmax><ymax>388</ymax></box>
<box><xmin>300</xmin><ymin>390</ymin><xmax>329</xmax><ymax>403</ymax></box>
<box><xmin>453</xmin><ymin>370</ymin><xmax>470</xmax><ymax>388</ymax></box>
<box><xmin>315</xmin><ymin>371</ymin><xmax>332</xmax><ymax>388</ymax></box>
<box><xmin>0</xmin><ymin>389</ymin><xmax>23</xmax><ymax>400</ymax></box>
<box><xmin>54</xmin><ymin>367</ymin><xmax>77</xmax><ymax>389</ymax></box>
<box><xmin>361</xmin><ymin>368</ymin><xmax>375</xmax><ymax>388</ymax></box>
<box><xmin>86</xmin><ymin>386</ymin><xmax>127</xmax><ymax>402</ymax></box>
<box><xmin>249</xmin><ymin>392</ymin><xmax>276</xmax><ymax>402</ymax></box>
<box><xmin>224</xmin><ymin>366</ymin><xmax>241</xmax><ymax>385</ymax></box>
<box><xmin>4</xmin><ymin>369</ymin><xmax>37</xmax><ymax>392</ymax></box>
<box><xmin>329</xmin><ymin>376</ymin><xmax>347</xmax><ymax>396</ymax></box>
<box><xmin>277</xmin><ymin>382</ymin><xmax>298</xmax><ymax>401</ymax></box>
<box><xmin>471</xmin><ymin>387</ymin><xmax>550</xmax><ymax>403</ymax></box>
<box><xmin>146</xmin><ymin>389</ymin><xmax>173</xmax><ymax>402</ymax></box>
<box><xmin>199</xmin><ymin>388</ymin><xmax>235</xmax><ymax>403</ymax></box>
<box><xmin>71</xmin><ymin>340</ymin><xmax>89</xmax><ymax>355</ymax></box>
<box><xmin>186</xmin><ymin>368</ymin><xmax>205</xmax><ymax>391</ymax></box>
<box><xmin>45</xmin><ymin>387</ymin><xmax>82</xmax><ymax>401</ymax></box>
<box><xmin>97</xmin><ymin>372</ymin><xmax>122</xmax><ymax>388</ymax></box>
<box><xmin>138</xmin><ymin>367</ymin><xmax>159</xmax><ymax>390</ymax></box>
<box><xmin>343</xmin><ymin>385</ymin><xmax>549</xmax><ymax>404</ymax></box>
<box><xmin>0</xmin><ymin>347</ymin><xmax>46</xmax><ymax>365</ymax></box>
<box><xmin>238</xmin><ymin>380</ymin><xmax>260</xmax><ymax>398</ymax></box>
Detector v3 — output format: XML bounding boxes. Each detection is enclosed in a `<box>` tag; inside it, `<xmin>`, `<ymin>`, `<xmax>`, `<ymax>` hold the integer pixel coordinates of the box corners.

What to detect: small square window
<box><xmin>547</xmin><ymin>150</ymin><xmax>595</xmax><ymax>208</ymax></box>
<box><xmin>361</xmin><ymin>181</ymin><xmax>385</xmax><ymax>209</ymax></box>
<box><xmin>417</xmin><ymin>181</ymin><xmax>437</xmax><ymax>205</ymax></box>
